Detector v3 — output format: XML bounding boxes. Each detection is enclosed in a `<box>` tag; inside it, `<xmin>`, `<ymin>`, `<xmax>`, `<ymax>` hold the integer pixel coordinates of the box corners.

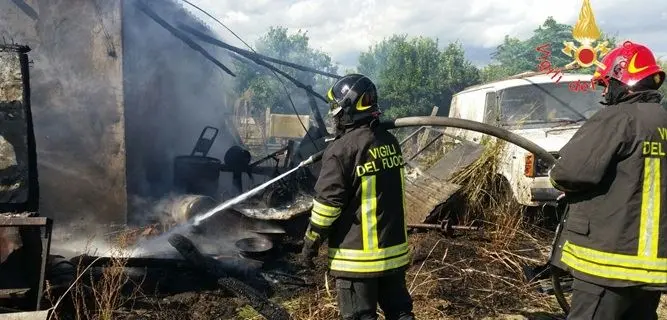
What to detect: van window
<box><xmin>498</xmin><ymin>82</ymin><xmax>603</xmax><ymax>127</ymax></box>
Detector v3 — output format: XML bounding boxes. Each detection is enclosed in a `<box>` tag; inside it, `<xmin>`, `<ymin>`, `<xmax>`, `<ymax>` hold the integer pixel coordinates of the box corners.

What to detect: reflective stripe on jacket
<box><xmin>306</xmin><ymin>123</ymin><xmax>410</xmax><ymax>278</ymax></box>
<box><xmin>550</xmin><ymin>98</ymin><xmax>667</xmax><ymax>287</ymax></box>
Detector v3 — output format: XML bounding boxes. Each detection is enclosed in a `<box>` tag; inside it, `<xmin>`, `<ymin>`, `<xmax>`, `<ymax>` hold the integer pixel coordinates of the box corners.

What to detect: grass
<box><xmin>262</xmin><ymin>229</ymin><xmax>560</xmax><ymax>320</ymax></box>
<box><xmin>45</xmin><ymin>230</ymin><xmax>145</xmax><ymax>320</ymax></box>
<box><xmin>448</xmin><ymin>137</ymin><xmax>525</xmax><ymax>247</ymax></box>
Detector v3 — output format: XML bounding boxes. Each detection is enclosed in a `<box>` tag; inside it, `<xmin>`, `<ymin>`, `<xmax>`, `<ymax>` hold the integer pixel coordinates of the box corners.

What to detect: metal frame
<box><xmin>399</xmin><ymin>125</ymin><xmax>476</xmax><ymax>164</ymax></box>
<box><xmin>0</xmin><ymin>217</ymin><xmax>52</xmax><ymax>311</ymax></box>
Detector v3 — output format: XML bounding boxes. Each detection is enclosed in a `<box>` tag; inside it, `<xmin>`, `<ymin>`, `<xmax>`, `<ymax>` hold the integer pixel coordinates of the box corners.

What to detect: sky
<box><xmin>184</xmin><ymin>0</ymin><xmax>667</xmax><ymax>71</ymax></box>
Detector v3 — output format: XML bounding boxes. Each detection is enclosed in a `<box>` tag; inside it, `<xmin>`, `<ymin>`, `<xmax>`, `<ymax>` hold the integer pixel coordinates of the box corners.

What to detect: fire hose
<box><xmin>299</xmin><ymin>116</ymin><xmax>556</xmax><ymax>166</ymax></box>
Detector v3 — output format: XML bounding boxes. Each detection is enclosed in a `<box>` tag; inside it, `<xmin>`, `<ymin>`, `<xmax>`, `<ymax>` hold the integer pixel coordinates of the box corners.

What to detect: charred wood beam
<box><xmin>306</xmin><ymin>89</ymin><xmax>328</xmax><ymax>136</ymax></box>
<box><xmin>223</xmin><ymin>53</ymin><xmax>328</xmax><ymax>137</ymax></box>
<box><xmin>229</xmin><ymin>52</ymin><xmax>273</xmax><ymax>77</ymax></box>
<box><xmin>178</xmin><ymin>25</ymin><xmax>329</xmax><ymax>103</ymax></box>
<box><xmin>9</xmin><ymin>0</ymin><xmax>38</xmax><ymax>20</ymax></box>
<box><xmin>167</xmin><ymin>234</ymin><xmax>261</xmax><ymax>280</ymax></box>
<box><xmin>70</xmin><ymin>255</ymin><xmax>192</xmax><ymax>269</ymax></box>
<box><xmin>0</xmin><ymin>44</ymin><xmax>30</xmax><ymax>53</ymax></box>
<box><xmin>218</xmin><ymin>277</ymin><xmax>290</xmax><ymax>320</ymax></box>
<box><xmin>168</xmin><ymin>233</ymin><xmax>289</xmax><ymax>320</ymax></box>
<box><xmin>134</xmin><ymin>1</ymin><xmax>235</xmax><ymax>77</ymax></box>
<box><xmin>408</xmin><ymin>222</ymin><xmax>479</xmax><ymax>238</ymax></box>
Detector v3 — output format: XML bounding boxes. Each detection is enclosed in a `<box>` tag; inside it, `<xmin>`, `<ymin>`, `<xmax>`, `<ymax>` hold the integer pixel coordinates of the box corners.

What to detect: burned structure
<box><xmin>0</xmin><ymin>44</ymin><xmax>52</xmax><ymax>314</ymax></box>
<box><xmin>0</xmin><ymin>0</ymin><xmax>244</xmax><ymax>225</ymax></box>
<box><xmin>0</xmin><ymin>46</ymin><xmax>33</xmax><ymax>208</ymax></box>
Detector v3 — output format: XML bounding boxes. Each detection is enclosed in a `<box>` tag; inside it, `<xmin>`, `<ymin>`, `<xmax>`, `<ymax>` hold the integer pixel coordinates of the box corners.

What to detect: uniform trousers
<box><xmin>568</xmin><ymin>278</ymin><xmax>662</xmax><ymax>320</ymax></box>
<box><xmin>335</xmin><ymin>270</ymin><xmax>415</xmax><ymax>320</ymax></box>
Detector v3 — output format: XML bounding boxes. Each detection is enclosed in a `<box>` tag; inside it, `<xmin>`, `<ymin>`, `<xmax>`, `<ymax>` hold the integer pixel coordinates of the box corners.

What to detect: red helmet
<box><xmin>592</xmin><ymin>41</ymin><xmax>665</xmax><ymax>90</ymax></box>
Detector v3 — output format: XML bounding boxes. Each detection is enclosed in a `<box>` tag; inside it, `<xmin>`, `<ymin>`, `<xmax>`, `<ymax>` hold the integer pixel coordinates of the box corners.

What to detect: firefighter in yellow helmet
<box><xmin>549</xmin><ymin>41</ymin><xmax>667</xmax><ymax>319</ymax></box>
<box><xmin>299</xmin><ymin>74</ymin><xmax>414</xmax><ymax>320</ymax></box>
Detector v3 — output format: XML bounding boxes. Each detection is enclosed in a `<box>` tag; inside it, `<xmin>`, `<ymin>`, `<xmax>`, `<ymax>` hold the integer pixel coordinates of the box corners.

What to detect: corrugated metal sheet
<box><xmin>403</xmin><ymin>142</ymin><xmax>485</xmax><ymax>224</ymax></box>
<box><xmin>427</xmin><ymin>143</ymin><xmax>484</xmax><ymax>181</ymax></box>
<box><xmin>404</xmin><ymin>172</ymin><xmax>460</xmax><ymax>225</ymax></box>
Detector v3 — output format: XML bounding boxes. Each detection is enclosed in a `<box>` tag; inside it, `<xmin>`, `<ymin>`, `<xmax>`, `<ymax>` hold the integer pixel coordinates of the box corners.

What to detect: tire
<box><xmin>549</xmin><ymin>198</ymin><xmax>572</xmax><ymax>315</ymax></box>
<box><xmin>550</xmin><ymin>268</ymin><xmax>572</xmax><ymax>314</ymax></box>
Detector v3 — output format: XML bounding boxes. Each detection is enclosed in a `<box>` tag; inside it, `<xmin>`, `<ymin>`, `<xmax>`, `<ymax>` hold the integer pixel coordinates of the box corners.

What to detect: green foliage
<box><xmin>659</xmin><ymin>60</ymin><xmax>667</xmax><ymax>108</ymax></box>
<box><xmin>481</xmin><ymin>17</ymin><xmax>617</xmax><ymax>82</ymax></box>
<box><xmin>234</xmin><ymin>16</ymin><xmax>625</xmax><ymax>121</ymax></box>
<box><xmin>357</xmin><ymin>35</ymin><xmax>480</xmax><ymax>117</ymax></box>
<box><xmin>234</xmin><ymin>26</ymin><xmax>338</xmax><ymax>115</ymax></box>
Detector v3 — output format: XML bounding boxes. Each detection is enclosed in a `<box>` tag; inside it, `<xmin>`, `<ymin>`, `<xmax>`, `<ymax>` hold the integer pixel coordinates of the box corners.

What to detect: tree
<box><xmin>357</xmin><ymin>35</ymin><xmax>480</xmax><ymax>118</ymax></box>
<box><xmin>659</xmin><ymin>60</ymin><xmax>667</xmax><ymax>107</ymax></box>
<box><xmin>233</xmin><ymin>26</ymin><xmax>338</xmax><ymax>116</ymax></box>
<box><xmin>482</xmin><ymin>17</ymin><xmax>617</xmax><ymax>82</ymax></box>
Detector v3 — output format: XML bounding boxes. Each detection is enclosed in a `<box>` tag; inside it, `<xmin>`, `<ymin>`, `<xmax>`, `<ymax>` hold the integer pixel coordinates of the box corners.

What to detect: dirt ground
<box><xmin>41</xmin><ymin>228</ymin><xmax>638</xmax><ymax>320</ymax></box>
<box><xmin>46</xmin><ymin>228</ymin><xmax>667</xmax><ymax>320</ymax></box>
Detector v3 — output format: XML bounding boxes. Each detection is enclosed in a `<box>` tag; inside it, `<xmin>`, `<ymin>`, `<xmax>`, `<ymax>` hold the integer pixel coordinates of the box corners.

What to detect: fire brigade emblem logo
<box><xmin>561</xmin><ymin>0</ymin><xmax>610</xmax><ymax>69</ymax></box>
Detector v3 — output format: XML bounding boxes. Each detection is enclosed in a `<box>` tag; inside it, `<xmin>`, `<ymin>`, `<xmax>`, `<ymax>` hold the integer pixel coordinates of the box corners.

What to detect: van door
<box><xmin>483</xmin><ymin>91</ymin><xmax>499</xmax><ymax>126</ymax></box>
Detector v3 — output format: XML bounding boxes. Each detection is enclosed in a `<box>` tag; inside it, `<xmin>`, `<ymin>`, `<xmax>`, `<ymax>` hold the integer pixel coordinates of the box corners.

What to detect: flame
<box><xmin>572</xmin><ymin>0</ymin><xmax>601</xmax><ymax>44</ymax></box>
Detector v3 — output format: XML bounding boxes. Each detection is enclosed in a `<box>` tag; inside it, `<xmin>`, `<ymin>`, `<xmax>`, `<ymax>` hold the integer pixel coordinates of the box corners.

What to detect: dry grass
<box><xmin>277</xmin><ymin>228</ymin><xmax>559</xmax><ymax>320</ymax></box>
<box><xmin>45</xmin><ymin>230</ymin><xmax>145</xmax><ymax>320</ymax></box>
<box><xmin>448</xmin><ymin>137</ymin><xmax>525</xmax><ymax>247</ymax></box>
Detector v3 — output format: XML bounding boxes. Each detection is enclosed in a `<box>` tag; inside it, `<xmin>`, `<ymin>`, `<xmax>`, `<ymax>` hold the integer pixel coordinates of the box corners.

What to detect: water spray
<box><xmin>191</xmin><ymin>151</ymin><xmax>324</xmax><ymax>227</ymax></box>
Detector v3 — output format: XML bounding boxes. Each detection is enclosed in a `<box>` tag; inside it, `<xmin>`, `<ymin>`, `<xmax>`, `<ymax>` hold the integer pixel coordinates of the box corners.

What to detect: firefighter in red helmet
<box><xmin>549</xmin><ymin>41</ymin><xmax>667</xmax><ymax>319</ymax></box>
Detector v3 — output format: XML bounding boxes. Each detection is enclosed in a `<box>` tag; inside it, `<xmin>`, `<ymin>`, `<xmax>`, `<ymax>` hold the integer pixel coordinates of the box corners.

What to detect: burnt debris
<box><xmin>168</xmin><ymin>233</ymin><xmax>289</xmax><ymax>320</ymax></box>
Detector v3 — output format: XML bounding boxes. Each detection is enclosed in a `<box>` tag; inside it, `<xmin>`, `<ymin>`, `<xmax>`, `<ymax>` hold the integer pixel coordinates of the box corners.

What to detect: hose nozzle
<box><xmin>300</xmin><ymin>155</ymin><xmax>315</xmax><ymax>166</ymax></box>
<box><xmin>299</xmin><ymin>150</ymin><xmax>324</xmax><ymax>167</ymax></box>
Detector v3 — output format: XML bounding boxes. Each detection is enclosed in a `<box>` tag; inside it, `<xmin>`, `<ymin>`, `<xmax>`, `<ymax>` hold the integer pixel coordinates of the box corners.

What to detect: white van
<box><xmin>446</xmin><ymin>73</ymin><xmax>604</xmax><ymax>207</ymax></box>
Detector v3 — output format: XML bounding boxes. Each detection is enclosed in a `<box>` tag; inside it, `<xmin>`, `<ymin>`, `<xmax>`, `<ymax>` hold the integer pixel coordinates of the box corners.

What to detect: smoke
<box><xmin>131</xmin><ymin>209</ymin><xmax>266</xmax><ymax>259</ymax></box>
<box><xmin>123</xmin><ymin>0</ymin><xmax>245</xmax><ymax>224</ymax></box>
<box><xmin>0</xmin><ymin>0</ymin><xmax>256</xmax><ymax>229</ymax></box>
<box><xmin>0</xmin><ymin>0</ymin><xmax>313</xmax><ymax>261</ymax></box>
<box><xmin>49</xmin><ymin>222</ymin><xmax>137</xmax><ymax>258</ymax></box>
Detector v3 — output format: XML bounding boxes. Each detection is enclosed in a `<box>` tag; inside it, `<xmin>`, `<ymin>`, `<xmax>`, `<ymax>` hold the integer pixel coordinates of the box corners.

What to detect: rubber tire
<box><xmin>551</xmin><ymin>268</ymin><xmax>571</xmax><ymax>315</ymax></box>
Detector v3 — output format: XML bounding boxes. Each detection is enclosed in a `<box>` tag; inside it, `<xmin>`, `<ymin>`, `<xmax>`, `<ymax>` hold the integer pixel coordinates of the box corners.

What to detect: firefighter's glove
<box><xmin>300</xmin><ymin>225</ymin><xmax>323</xmax><ymax>269</ymax></box>
<box><xmin>300</xmin><ymin>236</ymin><xmax>318</xmax><ymax>269</ymax></box>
